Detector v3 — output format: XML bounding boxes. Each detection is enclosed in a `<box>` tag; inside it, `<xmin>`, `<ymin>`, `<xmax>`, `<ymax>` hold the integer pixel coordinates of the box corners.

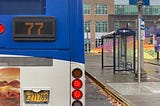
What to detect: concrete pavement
<box><xmin>85</xmin><ymin>54</ymin><xmax>160</xmax><ymax>106</ymax></box>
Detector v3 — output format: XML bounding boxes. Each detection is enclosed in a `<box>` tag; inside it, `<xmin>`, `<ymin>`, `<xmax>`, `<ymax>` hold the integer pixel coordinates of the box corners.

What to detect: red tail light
<box><xmin>72</xmin><ymin>90</ymin><xmax>83</xmax><ymax>100</ymax></box>
<box><xmin>72</xmin><ymin>79</ymin><xmax>82</xmax><ymax>89</ymax></box>
<box><xmin>0</xmin><ymin>24</ymin><xmax>5</xmax><ymax>34</ymax></box>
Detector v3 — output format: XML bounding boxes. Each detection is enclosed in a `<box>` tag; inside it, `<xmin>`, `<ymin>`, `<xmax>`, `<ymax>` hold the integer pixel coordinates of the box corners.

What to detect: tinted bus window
<box><xmin>0</xmin><ymin>0</ymin><xmax>46</xmax><ymax>14</ymax></box>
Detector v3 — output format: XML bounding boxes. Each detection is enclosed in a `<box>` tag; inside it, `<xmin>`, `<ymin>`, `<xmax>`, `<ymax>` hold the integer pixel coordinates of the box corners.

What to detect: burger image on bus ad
<box><xmin>0</xmin><ymin>67</ymin><xmax>20</xmax><ymax>106</ymax></box>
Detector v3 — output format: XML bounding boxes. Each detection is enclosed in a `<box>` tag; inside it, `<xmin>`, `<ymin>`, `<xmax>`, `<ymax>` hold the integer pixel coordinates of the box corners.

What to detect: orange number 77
<box><xmin>25</xmin><ymin>22</ymin><xmax>44</xmax><ymax>35</ymax></box>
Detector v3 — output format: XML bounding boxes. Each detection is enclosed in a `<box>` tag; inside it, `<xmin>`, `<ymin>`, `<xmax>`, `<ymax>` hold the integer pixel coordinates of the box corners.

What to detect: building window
<box><xmin>95</xmin><ymin>39</ymin><xmax>101</xmax><ymax>48</ymax></box>
<box><xmin>84</xmin><ymin>4</ymin><xmax>90</xmax><ymax>14</ymax></box>
<box><xmin>115</xmin><ymin>5</ymin><xmax>160</xmax><ymax>15</ymax></box>
<box><xmin>115</xmin><ymin>5</ymin><xmax>124</xmax><ymax>15</ymax></box>
<box><xmin>143</xmin><ymin>6</ymin><xmax>150</xmax><ymax>15</ymax></box>
<box><xmin>95</xmin><ymin>4</ymin><xmax>107</xmax><ymax>14</ymax></box>
<box><xmin>115</xmin><ymin>5</ymin><xmax>137</xmax><ymax>15</ymax></box>
<box><xmin>95</xmin><ymin>21</ymin><xmax>108</xmax><ymax>32</ymax></box>
<box><xmin>143</xmin><ymin>5</ymin><xmax>160</xmax><ymax>15</ymax></box>
<box><xmin>84</xmin><ymin>21</ymin><xmax>90</xmax><ymax>32</ymax></box>
<box><xmin>114</xmin><ymin>21</ymin><xmax>119</xmax><ymax>30</ymax></box>
<box><xmin>84</xmin><ymin>21</ymin><xmax>90</xmax><ymax>52</ymax></box>
<box><xmin>124</xmin><ymin>5</ymin><xmax>137</xmax><ymax>15</ymax></box>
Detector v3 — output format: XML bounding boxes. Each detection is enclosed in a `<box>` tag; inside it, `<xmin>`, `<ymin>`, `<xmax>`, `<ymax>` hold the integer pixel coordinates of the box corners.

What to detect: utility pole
<box><xmin>137</xmin><ymin>0</ymin><xmax>147</xmax><ymax>83</ymax></box>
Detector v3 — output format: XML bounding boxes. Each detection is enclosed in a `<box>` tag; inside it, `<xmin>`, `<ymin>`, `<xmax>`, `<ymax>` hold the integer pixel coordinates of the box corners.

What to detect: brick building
<box><xmin>84</xmin><ymin>0</ymin><xmax>160</xmax><ymax>51</ymax></box>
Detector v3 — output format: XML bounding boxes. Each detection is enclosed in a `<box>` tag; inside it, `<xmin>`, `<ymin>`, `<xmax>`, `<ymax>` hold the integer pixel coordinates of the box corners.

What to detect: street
<box><xmin>85</xmin><ymin>76</ymin><xmax>112</xmax><ymax>106</ymax></box>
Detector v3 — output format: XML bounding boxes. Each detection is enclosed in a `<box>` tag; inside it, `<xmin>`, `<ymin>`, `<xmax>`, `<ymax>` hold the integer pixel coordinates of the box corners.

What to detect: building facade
<box><xmin>84</xmin><ymin>0</ymin><xmax>160</xmax><ymax>51</ymax></box>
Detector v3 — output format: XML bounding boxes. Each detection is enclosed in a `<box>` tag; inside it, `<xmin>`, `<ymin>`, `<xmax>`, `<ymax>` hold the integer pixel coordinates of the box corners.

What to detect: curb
<box><xmin>85</xmin><ymin>71</ymin><xmax>136</xmax><ymax>106</ymax></box>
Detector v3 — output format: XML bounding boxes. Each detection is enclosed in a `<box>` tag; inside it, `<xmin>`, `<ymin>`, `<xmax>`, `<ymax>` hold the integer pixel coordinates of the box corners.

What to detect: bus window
<box><xmin>0</xmin><ymin>0</ymin><xmax>46</xmax><ymax>14</ymax></box>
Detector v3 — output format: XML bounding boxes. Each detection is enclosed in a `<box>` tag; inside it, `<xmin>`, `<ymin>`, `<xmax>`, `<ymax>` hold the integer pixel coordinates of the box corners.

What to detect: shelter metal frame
<box><xmin>101</xmin><ymin>28</ymin><xmax>136</xmax><ymax>74</ymax></box>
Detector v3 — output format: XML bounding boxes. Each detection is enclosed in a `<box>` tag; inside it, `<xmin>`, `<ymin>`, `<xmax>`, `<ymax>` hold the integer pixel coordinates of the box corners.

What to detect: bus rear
<box><xmin>0</xmin><ymin>0</ymin><xmax>85</xmax><ymax>106</ymax></box>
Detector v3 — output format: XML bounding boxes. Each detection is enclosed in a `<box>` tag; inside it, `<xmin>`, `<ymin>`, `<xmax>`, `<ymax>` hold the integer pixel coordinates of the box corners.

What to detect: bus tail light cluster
<box><xmin>72</xmin><ymin>68</ymin><xmax>83</xmax><ymax>106</ymax></box>
<box><xmin>0</xmin><ymin>24</ymin><xmax>5</xmax><ymax>34</ymax></box>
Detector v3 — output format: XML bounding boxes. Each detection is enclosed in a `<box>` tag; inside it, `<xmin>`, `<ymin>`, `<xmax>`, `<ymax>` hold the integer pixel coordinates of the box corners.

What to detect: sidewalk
<box><xmin>85</xmin><ymin>54</ymin><xmax>160</xmax><ymax>106</ymax></box>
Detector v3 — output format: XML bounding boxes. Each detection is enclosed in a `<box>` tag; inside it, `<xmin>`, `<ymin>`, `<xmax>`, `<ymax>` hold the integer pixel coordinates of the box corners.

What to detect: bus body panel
<box><xmin>21</xmin><ymin>59</ymin><xmax>70</xmax><ymax>106</ymax></box>
<box><xmin>0</xmin><ymin>0</ymin><xmax>70</xmax><ymax>49</ymax></box>
<box><xmin>70</xmin><ymin>0</ymin><xmax>85</xmax><ymax>63</ymax></box>
<box><xmin>0</xmin><ymin>50</ymin><xmax>70</xmax><ymax>61</ymax></box>
<box><xmin>0</xmin><ymin>57</ymin><xmax>70</xmax><ymax>106</ymax></box>
<box><xmin>0</xmin><ymin>0</ymin><xmax>85</xmax><ymax>63</ymax></box>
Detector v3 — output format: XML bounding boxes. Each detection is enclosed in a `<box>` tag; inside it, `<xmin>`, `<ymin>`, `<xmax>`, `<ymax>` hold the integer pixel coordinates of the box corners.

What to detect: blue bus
<box><xmin>0</xmin><ymin>0</ymin><xmax>85</xmax><ymax>106</ymax></box>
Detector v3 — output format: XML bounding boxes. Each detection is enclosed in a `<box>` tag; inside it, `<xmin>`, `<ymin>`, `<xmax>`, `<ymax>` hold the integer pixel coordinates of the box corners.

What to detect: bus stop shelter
<box><xmin>101</xmin><ymin>28</ymin><xmax>136</xmax><ymax>74</ymax></box>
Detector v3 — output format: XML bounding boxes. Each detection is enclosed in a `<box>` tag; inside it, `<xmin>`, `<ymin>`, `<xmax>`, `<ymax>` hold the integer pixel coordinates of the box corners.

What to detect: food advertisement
<box><xmin>0</xmin><ymin>68</ymin><xmax>20</xmax><ymax>106</ymax></box>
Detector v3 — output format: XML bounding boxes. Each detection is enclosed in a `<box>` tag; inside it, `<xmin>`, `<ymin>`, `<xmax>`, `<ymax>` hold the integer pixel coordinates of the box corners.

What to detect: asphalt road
<box><xmin>85</xmin><ymin>76</ymin><xmax>112</xmax><ymax>106</ymax></box>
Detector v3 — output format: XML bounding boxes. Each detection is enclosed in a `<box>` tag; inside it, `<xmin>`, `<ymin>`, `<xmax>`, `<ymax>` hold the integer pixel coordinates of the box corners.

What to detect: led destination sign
<box><xmin>13</xmin><ymin>17</ymin><xmax>56</xmax><ymax>41</ymax></box>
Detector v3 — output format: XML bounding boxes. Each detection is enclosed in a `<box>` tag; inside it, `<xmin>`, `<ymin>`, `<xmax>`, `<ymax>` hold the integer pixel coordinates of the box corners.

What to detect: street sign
<box><xmin>129</xmin><ymin>0</ymin><xmax>149</xmax><ymax>5</ymax></box>
<box><xmin>140</xmin><ymin>18</ymin><xmax>145</xmax><ymax>40</ymax></box>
